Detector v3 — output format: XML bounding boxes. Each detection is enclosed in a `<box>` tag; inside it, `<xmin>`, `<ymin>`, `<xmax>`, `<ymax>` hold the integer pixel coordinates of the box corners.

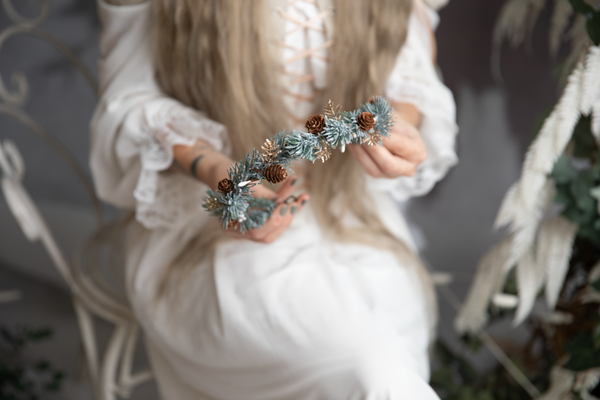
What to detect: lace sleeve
<box><xmin>132</xmin><ymin>101</ymin><xmax>230</xmax><ymax>229</ymax></box>
<box><xmin>90</xmin><ymin>0</ymin><xmax>230</xmax><ymax>230</ymax></box>
<box><xmin>371</xmin><ymin>3</ymin><xmax>458</xmax><ymax>202</ymax></box>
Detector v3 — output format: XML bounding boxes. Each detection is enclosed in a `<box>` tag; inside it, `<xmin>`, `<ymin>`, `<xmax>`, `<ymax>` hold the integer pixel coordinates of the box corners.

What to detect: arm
<box><xmin>350</xmin><ymin>1</ymin><xmax>458</xmax><ymax>190</ymax></box>
<box><xmin>172</xmin><ymin>141</ymin><xmax>233</xmax><ymax>191</ymax></box>
<box><xmin>104</xmin><ymin>0</ymin><xmax>146</xmax><ymax>4</ymax></box>
<box><xmin>172</xmin><ymin>140</ymin><xmax>310</xmax><ymax>243</ymax></box>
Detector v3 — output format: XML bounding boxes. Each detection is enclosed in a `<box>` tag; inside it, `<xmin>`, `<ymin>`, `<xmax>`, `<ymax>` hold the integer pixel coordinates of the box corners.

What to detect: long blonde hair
<box><xmin>153</xmin><ymin>0</ymin><xmax>437</xmax><ymax>333</ymax></box>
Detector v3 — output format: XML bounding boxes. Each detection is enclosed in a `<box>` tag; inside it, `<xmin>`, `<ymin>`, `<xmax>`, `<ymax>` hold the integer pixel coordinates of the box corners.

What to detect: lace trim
<box><xmin>133</xmin><ymin>103</ymin><xmax>229</xmax><ymax>229</ymax></box>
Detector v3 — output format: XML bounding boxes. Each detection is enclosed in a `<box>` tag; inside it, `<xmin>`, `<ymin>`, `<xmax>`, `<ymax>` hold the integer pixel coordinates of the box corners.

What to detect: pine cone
<box><xmin>305</xmin><ymin>115</ymin><xmax>326</xmax><ymax>135</ymax></box>
<box><xmin>357</xmin><ymin>112</ymin><xmax>375</xmax><ymax>131</ymax></box>
<box><xmin>264</xmin><ymin>164</ymin><xmax>288</xmax><ymax>184</ymax></box>
<box><xmin>218</xmin><ymin>178</ymin><xmax>234</xmax><ymax>193</ymax></box>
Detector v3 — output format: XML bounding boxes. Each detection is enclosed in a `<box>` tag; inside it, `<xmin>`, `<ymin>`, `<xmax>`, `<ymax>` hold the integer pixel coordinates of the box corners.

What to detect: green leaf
<box><xmin>457</xmin><ymin>358</ymin><xmax>479</xmax><ymax>385</ymax></box>
<box><xmin>592</xmin><ymin>278</ymin><xmax>600</xmax><ymax>292</ymax></box>
<box><xmin>455</xmin><ymin>386</ymin><xmax>477</xmax><ymax>400</ymax></box>
<box><xmin>26</xmin><ymin>327</ymin><xmax>52</xmax><ymax>342</ymax></box>
<box><xmin>570</xmin><ymin>170</ymin><xmax>596</xmax><ymax>212</ymax></box>
<box><xmin>577</xmin><ymin>224</ymin><xmax>600</xmax><ymax>245</ymax></box>
<box><xmin>570</xmin><ymin>0</ymin><xmax>595</xmax><ymax>15</ymax></box>
<box><xmin>431</xmin><ymin>366</ymin><xmax>456</xmax><ymax>392</ymax></box>
<box><xmin>563</xmin><ymin>333</ymin><xmax>600</xmax><ymax>370</ymax></box>
<box><xmin>555</xmin><ymin>183</ymin><xmax>573</xmax><ymax>205</ymax></box>
<box><xmin>552</xmin><ymin>156</ymin><xmax>578</xmax><ymax>184</ymax></box>
<box><xmin>35</xmin><ymin>360</ymin><xmax>50</xmax><ymax>372</ymax></box>
<box><xmin>587</xmin><ymin>16</ymin><xmax>600</xmax><ymax>46</ymax></box>
<box><xmin>435</xmin><ymin>340</ymin><xmax>455</xmax><ymax>365</ymax></box>
<box><xmin>563</xmin><ymin>204</ymin><xmax>587</xmax><ymax>224</ymax></box>
<box><xmin>572</xmin><ymin>116</ymin><xmax>595</xmax><ymax>158</ymax></box>
<box><xmin>477</xmin><ymin>390</ymin><xmax>495</xmax><ymax>400</ymax></box>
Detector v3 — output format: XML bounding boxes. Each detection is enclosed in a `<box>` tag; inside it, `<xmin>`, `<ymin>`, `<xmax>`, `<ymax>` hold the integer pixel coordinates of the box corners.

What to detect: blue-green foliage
<box><xmin>203</xmin><ymin>97</ymin><xmax>395</xmax><ymax>233</ymax></box>
<box><xmin>285</xmin><ymin>130</ymin><xmax>320</xmax><ymax>162</ymax></box>
<box><xmin>361</xmin><ymin>96</ymin><xmax>396</xmax><ymax>138</ymax></box>
<box><xmin>322</xmin><ymin>113</ymin><xmax>359</xmax><ymax>149</ymax></box>
<box><xmin>551</xmin><ymin>116</ymin><xmax>600</xmax><ymax>246</ymax></box>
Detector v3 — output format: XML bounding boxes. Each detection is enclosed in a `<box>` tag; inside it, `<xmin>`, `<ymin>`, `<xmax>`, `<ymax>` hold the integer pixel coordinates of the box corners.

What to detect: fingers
<box><xmin>222</xmin><ymin>192</ymin><xmax>310</xmax><ymax>244</ymax></box>
<box><xmin>363</xmin><ymin>141</ymin><xmax>419</xmax><ymax>177</ymax></box>
<box><xmin>348</xmin><ymin>144</ymin><xmax>385</xmax><ymax>178</ymax></box>
<box><xmin>262</xmin><ymin>195</ymin><xmax>309</xmax><ymax>243</ymax></box>
<box><xmin>349</xmin><ymin>118</ymin><xmax>427</xmax><ymax>178</ymax></box>
<box><xmin>274</xmin><ymin>176</ymin><xmax>299</xmax><ymax>201</ymax></box>
<box><xmin>384</xmin><ymin>121</ymin><xmax>427</xmax><ymax>163</ymax></box>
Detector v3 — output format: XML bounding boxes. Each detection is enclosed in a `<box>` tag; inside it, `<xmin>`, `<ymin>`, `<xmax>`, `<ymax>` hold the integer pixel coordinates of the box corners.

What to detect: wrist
<box><xmin>173</xmin><ymin>142</ymin><xmax>233</xmax><ymax>190</ymax></box>
<box><xmin>201</xmin><ymin>158</ymin><xmax>233</xmax><ymax>191</ymax></box>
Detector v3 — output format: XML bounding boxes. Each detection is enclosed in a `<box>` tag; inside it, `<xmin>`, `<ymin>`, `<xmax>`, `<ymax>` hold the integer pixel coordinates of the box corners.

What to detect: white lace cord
<box><xmin>276</xmin><ymin>1</ymin><xmax>334</xmax><ymax>126</ymax></box>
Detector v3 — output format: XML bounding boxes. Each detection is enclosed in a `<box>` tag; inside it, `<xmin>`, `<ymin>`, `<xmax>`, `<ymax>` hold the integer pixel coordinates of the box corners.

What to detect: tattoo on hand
<box><xmin>190</xmin><ymin>155</ymin><xmax>204</xmax><ymax>179</ymax></box>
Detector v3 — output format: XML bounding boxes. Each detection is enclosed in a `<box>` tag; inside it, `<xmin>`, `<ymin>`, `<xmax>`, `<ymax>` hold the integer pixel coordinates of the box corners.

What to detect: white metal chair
<box><xmin>0</xmin><ymin>1</ymin><xmax>153</xmax><ymax>399</ymax></box>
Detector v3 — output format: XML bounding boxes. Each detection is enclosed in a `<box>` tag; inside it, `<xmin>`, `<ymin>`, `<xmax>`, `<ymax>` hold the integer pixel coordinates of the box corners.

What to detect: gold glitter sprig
<box><xmin>363</xmin><ymin>131</ymin><xmax>383</xmax><ymax>147</ymax></box>
<box><xmin>261</xmin><ymin>138</ymin><xmax>281</xmax><ymax>163</ymax></box>
<box><xmin>205</xmin><ymin>197</ymin><xmax>221</xmax><ymax>211</ymax></box>
<box><xmin>315</xmin><ymin>141</ymin><xmax>332</xmax><ymax>163</ymax></box>
<box><xmin>323</xmin><ymin>99</ymin><xmax>342</xmax><ymax>119</ymax></box>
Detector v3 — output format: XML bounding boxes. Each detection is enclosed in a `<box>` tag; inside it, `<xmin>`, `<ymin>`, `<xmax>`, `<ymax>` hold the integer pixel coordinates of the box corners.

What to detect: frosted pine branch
<box><xmin>202</xmin><ymin>97</ymin><xmax>395</xmax><ymax>233</ymax></box>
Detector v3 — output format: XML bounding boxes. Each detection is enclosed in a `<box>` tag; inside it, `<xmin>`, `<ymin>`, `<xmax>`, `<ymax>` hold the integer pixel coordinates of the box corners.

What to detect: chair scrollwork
<box><xmin>0</xmin><ymin>2</ymin><xmax>153</xmax><ymax>399</ymax></box>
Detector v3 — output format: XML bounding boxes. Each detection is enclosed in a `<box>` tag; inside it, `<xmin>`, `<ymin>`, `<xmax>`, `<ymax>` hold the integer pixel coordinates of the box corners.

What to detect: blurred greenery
<box><xmin>0</xmin><ymin>326</ymin><xmax>64</xmax><ymax>400</ymax></box>
<box><xmin>551</xmin><ymin>117</ymin><xmax>600</xmax><ymax>246</ymax></box>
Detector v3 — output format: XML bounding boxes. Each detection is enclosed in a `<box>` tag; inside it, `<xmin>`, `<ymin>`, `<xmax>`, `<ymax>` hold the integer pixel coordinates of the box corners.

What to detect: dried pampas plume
<box><xmin>457</xmin><ymin>44</ymin><xmax>600</xmax><ymax>333</ymax></box>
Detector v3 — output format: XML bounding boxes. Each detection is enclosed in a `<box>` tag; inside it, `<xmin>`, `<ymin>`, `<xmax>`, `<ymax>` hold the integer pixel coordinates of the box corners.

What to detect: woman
<box><xmin>91</xmin><ymin>0</ymin><xmax>458</xmax><ymax>398</ymax></box>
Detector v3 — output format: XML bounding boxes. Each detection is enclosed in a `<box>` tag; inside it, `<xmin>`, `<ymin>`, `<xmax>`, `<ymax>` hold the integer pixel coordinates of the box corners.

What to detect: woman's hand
<box><xmin>173</xmin><ymin>141</ymin><xmax>309</xmax><ymax>244</ymax></box>
<box><xmin>348</xmin><ymin>102</ymin><xmax>427</xmax><ymax>178</ymax></box>
<box><xmin>222</xmin><ymin>177</ymin><xmax>310</xmax><ymax>244</ymax></box>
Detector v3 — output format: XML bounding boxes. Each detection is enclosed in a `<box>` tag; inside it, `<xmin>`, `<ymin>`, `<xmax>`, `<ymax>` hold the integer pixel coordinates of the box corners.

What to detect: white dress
<box><xmin>90</xmin><ymin>1</ymin><xmax>458</xmax><ymax>399</ymax></box>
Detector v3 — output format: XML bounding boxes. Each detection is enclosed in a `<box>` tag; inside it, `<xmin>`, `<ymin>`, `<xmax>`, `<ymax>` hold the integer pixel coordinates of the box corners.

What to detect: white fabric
<box><xmin>90</xmin><ymin>0</ymin><xmax>457</xmax><ymax>399</ymax></box>
<box><xmin>375</xmin><ymin>0</ymin><xmax>458</xmax><ymax>201</ymax></box>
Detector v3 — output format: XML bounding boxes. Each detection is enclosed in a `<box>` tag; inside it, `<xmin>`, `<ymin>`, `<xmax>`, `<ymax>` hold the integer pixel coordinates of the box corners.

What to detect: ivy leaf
<box><xmin>594</xmin><ymin>322</ymin><xmax>600</xmax><ymax>349</ymax></box>
<box><xmin>585</xmin><ymin>14</ymin><xmax>600</xmax><ymax>46</ymax></box>
<box><xmin>555</xmin><ymin>183</ymin><xmax>573</xmax><ymax>205</ymax></box>
<box><xmin>26</xmin><ymin>327</ymin><xmax>53</xmax><ymax>342</ymax></box>
<box><xmin>563</xmin><ymin>333</ymin><xmax>600</xmax><ymax>370</ymax></box>
<box><xmin>431</xmin><ymin>366</ymin><xmax>456</xmax><ymax>393</ymax></box>
<box><xmin>552</xmin><ymin>157</ymin><xmax>572</xmax><ymax>179</ymax></box>
<box><xmin>563</xmin><ymin>204</ymin><xmax>582</xmax><ymax>223</ymax></box>
<box><xmin>35</xmin><ymin>360</ymin><xmax>50</xmax><ymax>372</ymax></box>
<box><xmin>457</xmin><ymin>358</ymin><xmax>479</xmax><ymax>385</ymax></box>
<box><xmin>587</xmin><ymin>15</ymin><xmax>600</xmax><ymax>46</ymax></box>
<box><xmin>570</xmin><ymin>0</ymin><xmax>600</xmax><ymax>45</ymax></box>
<box><xmin>591</xmin><ymin>186</ymin><xmax>600</xmax><ymax>214</ymax></box>
<box><xmin>569</xmin><ymin>0</ymin><xmax>595</xmax><ymax>15</ymax></box>
<box><xmin>570</xmin><ymin>170</ymin><xmax>596</xmax><ymax>213</ymax></box>
<box><xmin>435</xmin><ymin>340</ymin><xmax>456</xmax><ymax>365</ymax></box>
<box><xmin>552</xmin><ymin>156</ymin><xmax>578</xmax><ymax>184</ymax></box>
<box><xmin>572</xmin><ymin>116</ymin><xmax>595</xmax><ymax>158</ymax></box>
